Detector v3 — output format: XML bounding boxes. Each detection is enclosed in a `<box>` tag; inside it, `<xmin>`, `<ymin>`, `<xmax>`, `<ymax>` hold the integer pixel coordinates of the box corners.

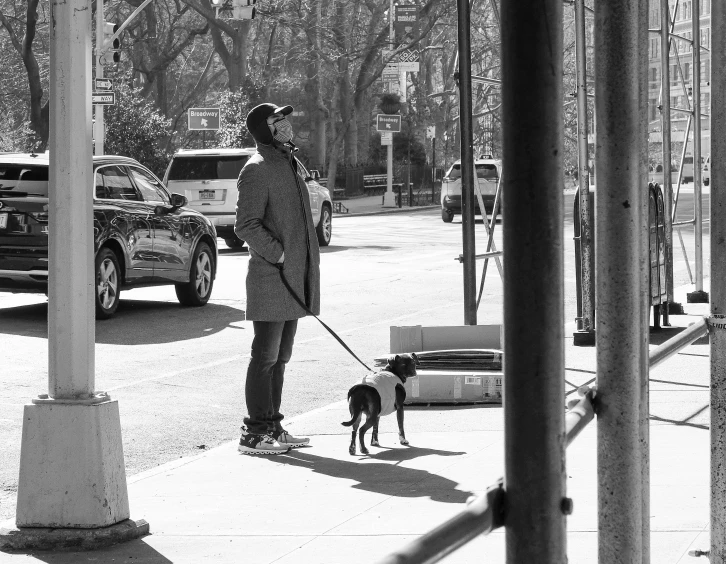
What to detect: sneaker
<box><xmin>238</xmin><ymin>427</ymin><xmax>290</xmax><ymax>455</ymax></box>
<box><xmin>273</xmin><ymin>429</ymin><xmax>310</xmax><ymax>448</ymax></box>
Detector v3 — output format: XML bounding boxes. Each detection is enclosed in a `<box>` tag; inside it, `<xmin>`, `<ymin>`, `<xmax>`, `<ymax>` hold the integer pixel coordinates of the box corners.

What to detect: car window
<box><xmin>476</xmin><ymin>164</ymin><xmax>499</xmax><ymax>180</ymax></box>
<box><xmin>129</xmin><ymin>167</ymin><xmax>170</xmax><ymax>204</ymax></box>
<box><xmin>295</xmin><ymin>159</ymin><xmax>310</xmax><ymax>179</ymax></box>
<box><xmin>97</xmin><ymin>166</ymin><xmax>140</xmax><ymax>201</ymax></box>
<box><xmin>0</xmin><ymin>165</ymin><xmax>49</xmax><ymax>196</ymax></box>
<box><xmin>166</xmin><ymin>155</ymin><xmax>249</xmax><ymax>181</ymax></box>
<box><xmin>447</xmin><ymin>165</ymin><xmax>461</xmax><ymax>180</ymax></box>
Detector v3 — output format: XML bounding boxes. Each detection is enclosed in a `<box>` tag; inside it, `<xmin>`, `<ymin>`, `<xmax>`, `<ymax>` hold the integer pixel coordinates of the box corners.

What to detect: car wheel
<box><xmin>95</xmin><ymin>248</ymin><xmax>121</xmax><ymax>319</ymax></box>
<box><xmin>316</xmin><ymin>205</ymin><xmax>332</xmax><ymax>246</ymax></box>
<box><xmin>175</xmin><ymin>242</ymin><xmax>214</xmax><ymax>307</ymax></box>
<box><xmin>224</xmin><ymin>237</ymin><xmax>244</xmax><ymax>249</ymax></box>
<box><xmin>442</xmin><ymin>209</ymin><xmax>454</xmax><ymax>223</ymax></box>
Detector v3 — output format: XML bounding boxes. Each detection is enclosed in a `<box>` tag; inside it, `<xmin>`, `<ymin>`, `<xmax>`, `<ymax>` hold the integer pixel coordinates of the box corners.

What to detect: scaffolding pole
<box><xmin>709</xmin><ymin>1</ymin><xmax>726</xmax><ymax>559</ymax></box>
<box><xmin>501</xmin><ymin>0</ymin><xmax>566</xmax><ymax>560</ymax></box>
<box><xmin>595</xmin><ymin>0</ymin><xmax>650</xmax><ymax>562</ymax></box>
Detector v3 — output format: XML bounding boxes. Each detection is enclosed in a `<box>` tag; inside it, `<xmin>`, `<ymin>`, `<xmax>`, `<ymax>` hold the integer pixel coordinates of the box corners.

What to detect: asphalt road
<box><xmin>0</xmin><ymin>191</ymin><xmax>708</xmax><ymax>520</ymax></box>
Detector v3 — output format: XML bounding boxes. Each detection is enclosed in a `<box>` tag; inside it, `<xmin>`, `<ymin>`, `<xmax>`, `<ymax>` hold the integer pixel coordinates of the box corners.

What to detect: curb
<box><xmin>334</xmin><ymin>205</ymin><xmax>439</xmax><ymax>218</ymax></box>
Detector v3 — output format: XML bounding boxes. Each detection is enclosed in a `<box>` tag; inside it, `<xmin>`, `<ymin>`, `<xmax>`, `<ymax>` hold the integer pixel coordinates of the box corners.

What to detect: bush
<box><xmin>104</xmin><ymin>82</ymin><xmax>172</xmax><ymax>178</ymax></box>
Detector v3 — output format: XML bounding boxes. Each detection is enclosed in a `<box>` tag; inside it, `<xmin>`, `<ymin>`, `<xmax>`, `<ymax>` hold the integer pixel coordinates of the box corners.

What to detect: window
<box><xmin>129</xmin><ymin>167</ymin><xmax>170</xmax><ymax>204</ymax></box>
<box><xmin>684</xmin><ymin>62</ymin><xmax>690</xmax><ymax>81</ymax></box>
<box><xmin>166</xmin><ymin>155</ymin><xmax>249</xmax><ymax>181</ymax></box>
<box><xmin>96</xmin><ymin>166</ymin><xmax>139</xmax><ymax>200</ymax></box>
<box><xmin>475</xmin><ymin>164</ymin><xmax>499</xmax><ymax>180</ymax></box>
<box><xmin>0</xmin><ymin>165</ymin><xmax>49</xmax><ymax>196</ymax></box>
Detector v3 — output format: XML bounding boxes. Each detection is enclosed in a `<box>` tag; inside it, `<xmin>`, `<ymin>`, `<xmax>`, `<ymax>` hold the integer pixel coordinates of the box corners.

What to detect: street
<box><xmin>0</xmin><ymin>192</ymin><xmax>709</xmax><ymax>521</ymax></box>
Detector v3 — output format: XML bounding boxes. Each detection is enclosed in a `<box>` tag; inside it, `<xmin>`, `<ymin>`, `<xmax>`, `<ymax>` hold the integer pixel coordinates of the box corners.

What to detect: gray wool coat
<box><xmin>234</xmin><ymin>143</ymin><xmax>321</xmax><ymax>321</ymax></box>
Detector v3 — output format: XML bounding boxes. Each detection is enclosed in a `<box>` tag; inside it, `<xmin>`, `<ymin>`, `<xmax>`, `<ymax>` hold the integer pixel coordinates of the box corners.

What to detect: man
<box><xmin>234</xmin><ymin>103</ymin><xmax>321</xmax><ymax>455</ymax></box>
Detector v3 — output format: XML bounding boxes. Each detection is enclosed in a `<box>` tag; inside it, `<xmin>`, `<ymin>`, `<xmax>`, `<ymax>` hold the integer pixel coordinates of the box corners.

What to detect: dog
<box><xmin>341</xmin><ymin>353</ymin><xmax>418</xmax><ymax>455</ymax></box>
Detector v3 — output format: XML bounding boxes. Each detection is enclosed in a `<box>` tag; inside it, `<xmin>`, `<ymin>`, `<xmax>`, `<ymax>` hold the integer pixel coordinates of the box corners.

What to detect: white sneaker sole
<box><xmin>282</xmin><ymin>442</ymin><xmax>310</xmax><ymax>449</ymax></box>
<box><xmin>238</xmin><ymin>444</ymin><xmax>291</xmax><ymax>455</ymax></box>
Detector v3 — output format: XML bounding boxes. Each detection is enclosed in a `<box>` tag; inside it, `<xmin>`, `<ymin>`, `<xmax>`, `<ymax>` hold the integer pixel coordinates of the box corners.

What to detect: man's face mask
<box><xmin>270</xmin><ymin>117</ymin><xmax>294</xmax><ymax>144</ymax></box>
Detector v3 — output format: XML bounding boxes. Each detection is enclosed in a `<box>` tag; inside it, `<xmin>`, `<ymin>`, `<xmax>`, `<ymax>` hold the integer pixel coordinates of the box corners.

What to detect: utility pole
<box><xmin>382</xmin><ymin>0</ymin><xmax>397</xmax><ymax>208</ymax></box>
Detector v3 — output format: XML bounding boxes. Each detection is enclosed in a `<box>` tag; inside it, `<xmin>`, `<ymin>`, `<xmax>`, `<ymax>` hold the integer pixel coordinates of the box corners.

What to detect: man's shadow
<box><xmin>262</xmin><ymin>446</ymin><xmax>473</xmax><ymax>504</ymax></box>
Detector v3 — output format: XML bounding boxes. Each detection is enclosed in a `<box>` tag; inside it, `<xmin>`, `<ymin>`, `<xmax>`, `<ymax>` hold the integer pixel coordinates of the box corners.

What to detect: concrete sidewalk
<box><xmin>0</xmin><ymin>288</ymin><xmax>714</xmax><ymax>563</ymax></box>
<box><xmin>333</xmin><ymin>194</ymin><xmax>438</xmax><ymax>216</ymax></box>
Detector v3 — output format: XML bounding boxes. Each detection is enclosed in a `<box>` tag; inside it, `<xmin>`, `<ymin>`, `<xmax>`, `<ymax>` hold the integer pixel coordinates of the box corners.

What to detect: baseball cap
<box><xmin>246</xmin><ymin>103</ymin><xmax>293</xmax><ymax>144</ymax></box>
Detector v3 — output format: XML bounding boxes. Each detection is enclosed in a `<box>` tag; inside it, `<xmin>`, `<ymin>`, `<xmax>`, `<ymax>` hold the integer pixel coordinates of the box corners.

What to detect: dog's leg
<box><xmin>349</xmin><ymin>413</ymin><xmax>361</xmax><ymax>456</ymax></box>
<box><xmin>358</xmin><ymin>415</ymin><xmax>375</xmax><ymax>455</ymax></box>
<box><xmin>371</xmin><ymin>416</ymin><xmax>381</xmax><ymax>447</ymax></box>
<box><xmin>396</xmin><ymin>387</ymin><xmax>409</xmax><ymax>445</ymax></box>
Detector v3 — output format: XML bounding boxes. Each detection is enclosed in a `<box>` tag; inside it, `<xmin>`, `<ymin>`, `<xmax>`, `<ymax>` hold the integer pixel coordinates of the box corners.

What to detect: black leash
<box><xmin>275</xmin><ymin>264</ymin><xmax>373</xmax><ymax>372</ymax></box>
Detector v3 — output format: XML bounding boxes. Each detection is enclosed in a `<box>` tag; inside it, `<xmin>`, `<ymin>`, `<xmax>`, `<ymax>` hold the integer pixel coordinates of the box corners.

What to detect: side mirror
<box><xmin>170</xmin><ymin>193</ymin><xmax>187</xmax><ymax>208</ymax></box>
<box><xmin>310</xmin><ymin>170</ymin><xmax>320</xmax><ymax>181</ymax></box>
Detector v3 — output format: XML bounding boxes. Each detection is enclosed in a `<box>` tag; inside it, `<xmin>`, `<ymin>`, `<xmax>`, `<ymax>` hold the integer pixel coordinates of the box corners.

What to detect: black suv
<box><xmin>0</xmin><ymin>153</ymin><xmax>218</xmax><ymax>318</ymax></box>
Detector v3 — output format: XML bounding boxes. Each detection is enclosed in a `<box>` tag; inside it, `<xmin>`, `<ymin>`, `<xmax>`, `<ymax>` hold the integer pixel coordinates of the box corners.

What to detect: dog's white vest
<box><xmin>359</xmin><ymin>370</ymin><xmax>400</xmax><ymax>417</ymax></box>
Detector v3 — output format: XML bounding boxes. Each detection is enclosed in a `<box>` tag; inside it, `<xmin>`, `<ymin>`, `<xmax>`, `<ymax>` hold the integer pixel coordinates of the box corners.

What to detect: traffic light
<box><xmin>101</xmin><ymin>22</ymin><xmax>121</xmax><ymax>65</ymax></box>
<box><xmin>232</xmin><ymin>0</ymin><xmax>255</xmax><ymax>20</ymax></box>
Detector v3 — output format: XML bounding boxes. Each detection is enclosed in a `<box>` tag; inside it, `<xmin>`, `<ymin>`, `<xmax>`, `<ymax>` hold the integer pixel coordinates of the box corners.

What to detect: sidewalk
<box><xmin>333</xmin><ymin>194</ymin><xmax>438</xmax><ymax>217</ymax></box>
<box><xmin>0</xmin><ymin>287</ymin><xmax>714</xmax><ymax>563</ymax></box>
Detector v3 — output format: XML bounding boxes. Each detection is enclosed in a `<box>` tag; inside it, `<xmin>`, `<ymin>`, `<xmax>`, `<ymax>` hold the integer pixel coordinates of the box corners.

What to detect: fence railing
<box><xmin>375</xmin><ymin>319</ymin><xmax>710</xmax><ymax>564</ymax></box>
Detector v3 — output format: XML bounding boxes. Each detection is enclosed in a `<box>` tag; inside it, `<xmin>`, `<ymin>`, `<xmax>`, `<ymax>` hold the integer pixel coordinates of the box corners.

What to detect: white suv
<box><xmin>163</xmin><ymin>148</ymin><xmax>333</xmax><ymax>247</ymax></box>
<box><xmin>440</xmin><ymin>155</ymin><xmax>502</xmax><ymax>223</ymax></box>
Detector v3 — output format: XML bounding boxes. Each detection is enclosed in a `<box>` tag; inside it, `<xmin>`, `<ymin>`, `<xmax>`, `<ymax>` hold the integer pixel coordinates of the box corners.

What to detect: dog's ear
<box><xmin>394</xmin><ymin>354</ymin><xmax>402</xmax><ymax>364</ymax></box>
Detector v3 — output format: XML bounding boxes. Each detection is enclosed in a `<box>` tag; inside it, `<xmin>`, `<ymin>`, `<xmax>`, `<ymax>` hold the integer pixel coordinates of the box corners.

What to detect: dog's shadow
<box><xmin>262</xmin><ymin>447</ymin><xmax>473</xmax><ymax>504</ymax></box>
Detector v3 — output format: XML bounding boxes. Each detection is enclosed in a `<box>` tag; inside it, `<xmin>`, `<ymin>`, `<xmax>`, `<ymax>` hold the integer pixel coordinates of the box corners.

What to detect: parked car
<box><xmin>0</xmin><ymin>153</ymin><xmax>218</xmax><ymax>319</ymax></box>
<box><xmin>163</xmin><ymin>148</ymin><xmax>333</xmax><ymax>247</ymax></box>
<box><xmin>440</xmin><ymin>155</ymin><xmax>502</xmax><ymax>223</ymax></box>
<box><xmin>703</xmin><ymin>155</ymin><xmax>710</xmax><ymax>186</ymax></box>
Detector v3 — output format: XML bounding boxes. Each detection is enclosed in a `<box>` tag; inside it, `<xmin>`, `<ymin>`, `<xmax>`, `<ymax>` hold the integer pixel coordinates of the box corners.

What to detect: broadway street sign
<box><xmin>376</xmin><ymin>114</ymin><xmax>402</xmax><ymax>132</ymax></box>
<box><xmin>188</xmin><ymin>108</ymin><xmax>221</xmax><ymax>130</ymax></box>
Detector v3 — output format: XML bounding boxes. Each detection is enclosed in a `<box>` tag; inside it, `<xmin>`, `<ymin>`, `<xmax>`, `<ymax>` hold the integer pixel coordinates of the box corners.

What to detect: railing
<box><xmin>375</xmin><ymin>319</ymin><xmax>710</xmax><ymax>564</ymax></box>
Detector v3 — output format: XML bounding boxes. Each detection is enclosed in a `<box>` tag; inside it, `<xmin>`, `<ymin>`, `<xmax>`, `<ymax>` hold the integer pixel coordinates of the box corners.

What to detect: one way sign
<box><xmin>376</xmin><ymin>114</ymin><xmax>402</xmax><ymax>133</ymax></box>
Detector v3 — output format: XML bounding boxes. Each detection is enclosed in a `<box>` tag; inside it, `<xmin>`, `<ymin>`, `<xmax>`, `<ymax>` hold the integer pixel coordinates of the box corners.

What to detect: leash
<box><xmin>275</xmin><ymin>264</ymin><xmax>373</xmax><ymax>372</ymax></box>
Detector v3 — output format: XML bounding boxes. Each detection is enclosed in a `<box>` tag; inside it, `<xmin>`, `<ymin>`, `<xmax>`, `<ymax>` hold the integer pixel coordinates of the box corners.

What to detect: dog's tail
<box><xmin>341</xmin><ymin>397</ymin><xmax>361</xmax><ymax>427</ymax></box>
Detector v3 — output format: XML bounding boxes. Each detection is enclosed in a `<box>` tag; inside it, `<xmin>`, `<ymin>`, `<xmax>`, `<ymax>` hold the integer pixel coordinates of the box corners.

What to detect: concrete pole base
<box><xmin>687</xmin><ymin>290</ymin><xmax>710</xmax><ymax>303</ymax></box>
<box><xmin>0</xmin><ymin>518</ymin><xmax>148</xmax><ymax>552</ymax></box>
<box><xmin>573</xmin><ymin>329</ymin><xmax>596</xmax><ymax>346</ymax></box>
<box><xmin>16</xmin><ymin>399</ymin><xmax>130</xmax><ymax>528</ymax></box>
<box><xmin>382</xmin><ymin>191</ymin><xmax>397</xmax><ymax>208</ymax></box>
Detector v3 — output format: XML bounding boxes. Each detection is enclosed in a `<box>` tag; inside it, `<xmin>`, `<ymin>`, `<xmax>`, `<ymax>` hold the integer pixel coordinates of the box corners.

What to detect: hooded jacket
<box><xmin>234</xmin><ymin>143</ymin><xmax>321</xmax><ymax>321</ymax></box>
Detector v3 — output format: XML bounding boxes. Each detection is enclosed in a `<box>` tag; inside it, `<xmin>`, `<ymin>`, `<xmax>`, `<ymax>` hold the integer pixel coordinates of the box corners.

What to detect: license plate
<box><xmin>199</xmin><ymin>190</ymin><xmax>216</xmax><ymax>200</ymax></box>
<box><xmin>0</xmin><ymin>213</ymin><xmax>7</xmax><ymax>229</ymax></box>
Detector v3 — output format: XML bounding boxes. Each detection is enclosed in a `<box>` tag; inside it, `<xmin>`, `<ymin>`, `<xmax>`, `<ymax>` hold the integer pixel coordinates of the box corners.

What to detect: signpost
<box><xmin>376</xmin><ymin>114</ymin><xmax>402</xmax><ymax>132</ymax></box>
<box><xmin>188</xmin><ymin>108</ymin><xmax>221</xmax><ymax>149</ymax></box>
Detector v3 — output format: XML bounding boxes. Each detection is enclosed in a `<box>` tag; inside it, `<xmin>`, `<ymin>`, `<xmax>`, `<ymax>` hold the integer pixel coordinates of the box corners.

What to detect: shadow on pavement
<box><xmin>320</xmin><ymin>245</ymin><xmax>395</xmax><ymax>253</ymax></box>
<box><xmin>6</xmin><ymin>537</ymin><xmax>173</xmax><ymax>564</ymax></box>
<box><xmin>0</xmin><ymin>301</ymin><xmax>245</xmax><ymax>345</ymax></box>
<box><xmin>263</xmin><ymin>448</ymin><xmax>473</xmax><ymax>504</ymax></box>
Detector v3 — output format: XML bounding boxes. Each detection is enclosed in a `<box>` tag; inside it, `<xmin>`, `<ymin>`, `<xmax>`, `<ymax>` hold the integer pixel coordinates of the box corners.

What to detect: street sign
<box><xmin>394</xmin><ymin>5</ymin><xmax>418</xmax><ymax>44</ymax></box>
<box><xmin>188</xmin><ymin>108</ymin><xmax>221</xmax><ymax>130</ymax></box>
<box><xmin>92</xmin><ymin>91</ymin><xmax>116</xmax><ymax>105</ymax></box>
<box><xmin>94</xmin><ymin>78</ymin><xmax>113</xmax><ymax>90</ymax></box>
<box><xmin>376</xmin><ymin>114</ymin><xmax>402</xmax><ymax>133</ymax></box>
<box><xmin>426</xmin><ymin>126</ymin><xmax>436</xmax><ymax>139</ymax></box>
<box><xmin>381</xmin><ymin>131</ymin><xmax>393</xmax><ymax>146</ymax></box>
<box><xmin>382</xmin><ymin>63</ymin><xmax>400</xmax><ymax>80</ymax></box>
<box><xmin>383</xmin><ymin>48</ymin><xmax>420</xmax><ymax>73</ymax></box>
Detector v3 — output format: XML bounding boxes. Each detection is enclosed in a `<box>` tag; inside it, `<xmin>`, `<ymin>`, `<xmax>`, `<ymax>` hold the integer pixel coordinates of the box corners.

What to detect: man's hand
<box><xmin>277</xmin><ymin>252</ymin><xmax>285</xmax><ymax>264</ymax></box>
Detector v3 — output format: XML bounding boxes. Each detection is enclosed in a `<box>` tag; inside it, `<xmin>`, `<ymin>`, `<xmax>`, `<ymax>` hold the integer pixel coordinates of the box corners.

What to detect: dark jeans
<box><xmin>244</xmin><ymin>319</ymin><xmax>298</xmax><ymax>435</ymax></box>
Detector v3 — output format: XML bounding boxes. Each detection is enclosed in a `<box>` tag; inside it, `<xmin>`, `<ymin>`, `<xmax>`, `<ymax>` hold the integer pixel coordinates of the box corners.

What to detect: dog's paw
<box><xmin>360</xmin><ymin>446</ymin><xmax>369</xmax><ymax>455</ymax></box>
<box><xmin>399</xmin><ymin>437</ymin><xmax>409</xmax><ymax>445</ymax></box>
<box><xmin>349</xmin><ymin>445</ymin><xmax>356</xmax><ymax>455</ymax></box>
<box><xmin>371</xmin><ymin>439</ymin><xmax>380</xmax><ymax>447</ymax></box>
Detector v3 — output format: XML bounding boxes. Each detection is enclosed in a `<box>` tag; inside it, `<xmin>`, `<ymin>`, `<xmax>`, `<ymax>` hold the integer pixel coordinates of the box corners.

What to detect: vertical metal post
<box><xmin>688</xmin><ymin>0</ymin><xmax>708</xmax><ymax>302</ymax></box>
<box><xmin>595</xmin><ymin>0</ymin><xmax>650</xmax><ymax>561</ymax></box>
<box><xmin>573</xmin><ymin>0</ymin><xmax>595</xmax><ymax>345</ymax></box>
<box><xmin>709</xmin><ymin>1</ymin><xmax>726</xmax><ymax>559</ymax></box>
<box><xmin>432</xmin><ymin>136</ymin><xmax>436</xmax><ymax>203</ymax></box>
<box><xmin>456</xmin><ymin>0</ymin><xmax>476</xmax><ymax>325</ymax></box>
<box><xmin>49</xmin><ymin>0</ymin><xmax>95</xmax><ymax>398</ymax></box>
<box><xmin>501</xmin><ymin>0</ymin><xmax>565</xmax><ymax>562</ymax></box>
<box><xmin>382</xmin><ymin>0</ymin><xmax>396</xmax><ymax>208</ymax></box>
<box><xmin>659</xmin><ymin>0</ymin><xmax>675</xmax><ymax>310</ymax></box>
<box><xmin>94</xmin><ymin>0</ymin><xmax>104</xmax><ymax>156</ymax></box>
